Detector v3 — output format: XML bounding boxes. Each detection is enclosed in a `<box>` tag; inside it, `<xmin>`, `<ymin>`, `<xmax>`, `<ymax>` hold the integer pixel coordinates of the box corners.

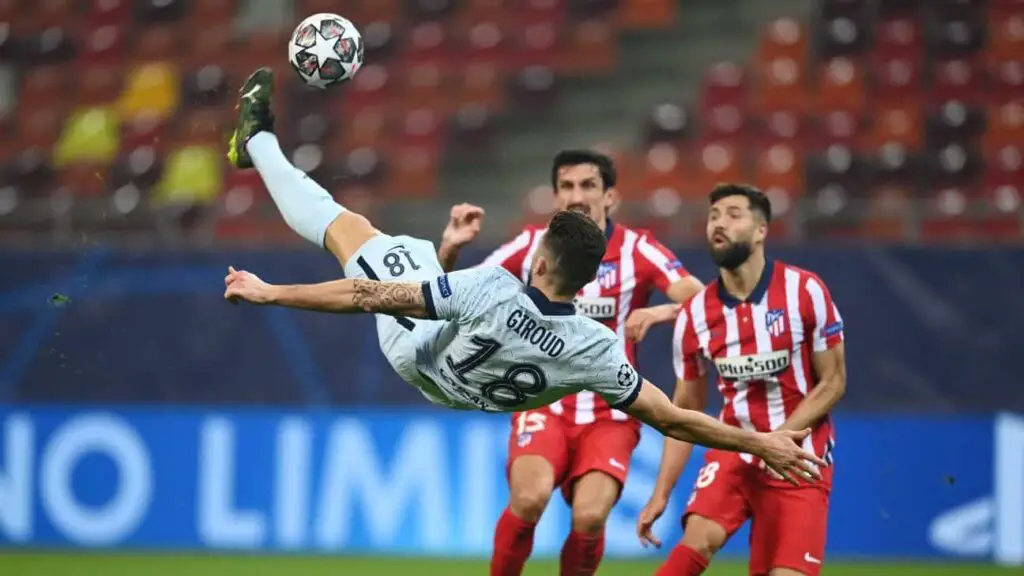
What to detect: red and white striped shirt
<box><xmin>673</xmin><ymin>260</ymin><xmax>844</xmax><ymax>465</ymax></box>
<box><xmin>481</xmin><ymin>220</ymin><xmax>690</xmax><ymax>426</ymax></box>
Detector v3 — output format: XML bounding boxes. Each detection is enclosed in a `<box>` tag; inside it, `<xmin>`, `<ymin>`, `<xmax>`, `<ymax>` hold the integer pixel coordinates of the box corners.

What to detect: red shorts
<box><xmin>505</xmin><ymin>410</ymin><xmax>640</xmax><ymax>501</ymax></box>
<box><xmin>683</xmin><ymin>449</ymin><xmax>833</xmax><ymax>576</ymax></box>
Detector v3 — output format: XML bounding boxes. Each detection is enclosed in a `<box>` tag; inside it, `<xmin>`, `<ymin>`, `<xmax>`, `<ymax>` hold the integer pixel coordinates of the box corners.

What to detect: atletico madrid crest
<box><xmin>597</xmin><ymin>262</ymin><xmax>618</xmax><ymax>289</ymax></box>
<box><xmin>765</xmin><ymin>309</ymin><xmax>786</xmax><ymax>337</ymax></box>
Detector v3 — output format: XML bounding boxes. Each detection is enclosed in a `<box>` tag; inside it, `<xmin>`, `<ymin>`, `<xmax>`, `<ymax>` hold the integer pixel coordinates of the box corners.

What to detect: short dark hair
<box><xmin>542</xmin><ymin>210</ymin><xmax>607</xmax><ymax>296</ymax></box>
<box><xmin>551</xmin><ymin>149</ymin><xmax>617</xmax><ymax>190</ymax></box>
<box><xmin>709</xmin><ymin>183</ymin><xmax>772</xmax><ymax>223</ymax></box>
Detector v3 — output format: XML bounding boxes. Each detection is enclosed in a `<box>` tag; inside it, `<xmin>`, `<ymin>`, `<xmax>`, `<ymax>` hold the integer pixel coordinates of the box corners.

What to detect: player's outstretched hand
<box><xmin>224</xmin><ymin>266</ymin><xmax>275</xmax><ymax>305</ymax></box>
<box><xmin>441</xmin><ymin>203</ymin><xmax>485</xmax><ymax>248</ymax></box>
<box><xmin>755</xmin><ymin>428</ymin><xmax>827</xmax><ymax>486</ymax></box>
<box><xmin>636</xmin><ymin>493</ymin><xmax>668</xmax><ymax>549</ymax></box>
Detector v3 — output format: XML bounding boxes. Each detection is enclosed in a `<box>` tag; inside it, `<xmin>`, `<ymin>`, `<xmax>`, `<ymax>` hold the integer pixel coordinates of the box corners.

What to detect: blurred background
<box><xmin>0</xmin><ymin>0</ymin><xmax>1022</xmax><ymax>574</ymax></box>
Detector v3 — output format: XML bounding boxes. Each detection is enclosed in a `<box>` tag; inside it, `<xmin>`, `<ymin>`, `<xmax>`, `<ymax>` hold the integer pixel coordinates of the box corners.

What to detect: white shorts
<box><xmin>342</xmin><ymin>233</ymin><xmax>454</xmax><ymax>406</ymax></box>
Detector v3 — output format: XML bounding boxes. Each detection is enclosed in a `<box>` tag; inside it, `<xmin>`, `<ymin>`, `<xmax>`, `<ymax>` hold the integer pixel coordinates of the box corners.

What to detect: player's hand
<box><xmin>625</xmin><ymin>308</ymin><xmax>662</xmax><ymax>342</ymax></box>
<box><xmin>441</xmin><ymin>203</ymin><xmax>485</xmax><ymax>248</ymax></box>
<box><xmin>636</xmin><ymin>493</ymin><xmax>668</xmax><ymax>548</ymax></box>
<box><xmin>753</xmin><ymin>429</ymin><xmax>827</xmax><ymax>486</ymax></box>
<box><xmin>224</xmin><ymin>266</ymin><xmax>276</xmax><ymax>305</ymax></box>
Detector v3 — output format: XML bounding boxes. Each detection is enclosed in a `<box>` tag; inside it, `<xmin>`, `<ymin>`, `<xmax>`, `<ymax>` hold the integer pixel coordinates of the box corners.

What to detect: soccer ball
<box><xmin>288</xmin><ymin>13</ymin><xmax>364</xmax><ymax>89</ymax></box>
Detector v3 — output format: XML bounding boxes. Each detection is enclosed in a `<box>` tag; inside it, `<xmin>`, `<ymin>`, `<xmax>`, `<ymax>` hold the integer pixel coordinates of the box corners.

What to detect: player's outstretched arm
<box><xmin>624</xmin><ymin>380</ymin><xmax>826</xmax><ymax>485</ymax></box>
<box><xmin>223</xmin><ymin>267</ymin><xmax>430</xmax><ymax>318</ymax></box>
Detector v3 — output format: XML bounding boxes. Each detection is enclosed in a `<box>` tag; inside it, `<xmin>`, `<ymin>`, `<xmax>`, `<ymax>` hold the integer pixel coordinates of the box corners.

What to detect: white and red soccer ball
<box><xmin>287</xmin><ymin>13</ymin><xmax>364</xmax><ymax>89</ymax></box>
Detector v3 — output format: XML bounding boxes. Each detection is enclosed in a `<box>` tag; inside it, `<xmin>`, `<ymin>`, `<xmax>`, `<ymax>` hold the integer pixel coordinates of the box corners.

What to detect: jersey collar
<box><xmin>716</xmin><ymin>260</ymin><xmax>775</xmax><ymax>308</ymax></box>
<box><xmin>527</xmin><ymin>287</ymin><xmax>576</xmax><ymax>316</ymax></box>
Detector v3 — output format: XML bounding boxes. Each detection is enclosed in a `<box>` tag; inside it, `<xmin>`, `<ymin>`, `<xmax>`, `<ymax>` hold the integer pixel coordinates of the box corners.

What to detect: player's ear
<box><xmin>604</xmin><ymin>187</ymin><xmax>619</xmax><ymax>214</ymax></box>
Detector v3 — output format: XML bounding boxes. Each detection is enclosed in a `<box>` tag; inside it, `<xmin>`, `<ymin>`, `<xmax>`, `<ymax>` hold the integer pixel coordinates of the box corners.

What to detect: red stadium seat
<box><xmin>384</xmin><ymin>145</ymin><xmax>440</xmax><ymax>198</ymax></box>
<box><xmin>865</xmin><ymin>104</ymin><xmax>923</xmax><ymax>150</ymax></box>
<box><xmin>619</xmin><ymin>0</ymin><xmax>678</xmax><ymax>30</ymax></box>
<box><xmin>451</xmin><ymin>62</ymin><xmax>505</xmax><ymax>110</ymax></box>
<box><xmin>86</xmin><ymin>0</ymin><xmax>132</xmax><ymax>25</ymax></box>
<box><xmin>508</xmin><ymin>20</ymin><xmax>559</xmax><ymax>69</ymax></box>
<box><xmin>694</xmin><ymin>141</ymin><xmax>744</xmax><ymax>193</ymax></box>
<box><xmin>983</xmin><ymin>101</ymin><xmax>1024</xmax><ymax>153</ymax></box>
<box><xmin>815</xmin><ymin>57</ymin><xmax>866</xmax><ymax>113</ymax></box>
<box><xmin>812</xmin><ymin>108</ymin><xmax>863</xmax><ymax>149</ymax></box>
<box><xmin>395</xmin><ymin>62</ymin><xmax>448</xmax><ymax>112</ymax></box>
<box><xmin>757</xmin><ymin>18</ymin><xmax>808</xmax><ymax>65</ymax></box>
<box><xmin>516</xmin><ymin>0</ymin><xmax>566</xmax><ymax>26</ymax></box>
<box><xmin>987</xmin><ymin>60</ymin><xmax>1024</xmax><ymax>104</ymax></box>
<box><xmin>755</xmin><ymin>109</ymin><xmax>809</xmax><ymax>147</ymax></box>
<box><xmin>395</xmin><ymin>107</ymin><xmax>445</xmax><ymax>151</ymax></box>
<box><xmin>557</xmin><ymin>20</ymin><xmax>618</xmax><ymax>75</ymax></box>
<box><xmin>403</xmin><ymin>21</ymin><xmax>454</xmax><ymax>67</ymax></box>
<box><xmin>701</xmin><ymin>104</ymin><xmax>747</xmax><ymax>146</ymax></box>
<box><xmin>872</xmin><ymin>17</ymin><xmax>924</xmax><ymax>63</ymax></box>
<box><xmin>637</xmin><ymin>143</ymin><xmax>691</xmax><ymax>200</ymax></box>
<box><xmin>79</xmin><ymin>24</ymin><xmax>128</xmax><ymax>64</ymax></box>
<box><xmin>699</xmin><ymin>61</ymin><xmax>748</xmax><ymax>112</ymax></box>
<box><xmin>985</xmin><ymin>10</ymin><xmax>1024</xmax><ymax>65</ymax></box>
<box><xmin>871</xmin><ymin>57</ymin><xmax>923</xmax><ymax>106</ymax></box>
<box><xmin>929</xmin><ymin>58</ymin><xmax>986</xmax><ymax>107</ymax></box>
<box><xmin>751</xmin><ymin>57</ymin><xmax>807</xmax><ymax>113</ymax></box>
<box><xmin>753</xmin><ymin>143</ymin><xmax>804</xmax><ymax>194</ymax></box>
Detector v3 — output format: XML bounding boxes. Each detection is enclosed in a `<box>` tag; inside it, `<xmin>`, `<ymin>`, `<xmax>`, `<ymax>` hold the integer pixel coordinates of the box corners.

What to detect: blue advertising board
<box><xmin>0</xmin><ymin>408</ymin><xmax>1020</xmax><ymax>564</ymax></box>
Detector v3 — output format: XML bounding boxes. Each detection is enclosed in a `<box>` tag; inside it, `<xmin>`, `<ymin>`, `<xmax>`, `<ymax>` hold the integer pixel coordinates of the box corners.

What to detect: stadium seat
<box><xmin>701</xmin><ymin>104</ymin><xmax>747</xmax><ymax>146</ymax></box>
<box><xmin>694</xmin><ymin>141</ymin><xmax>743</xmax><ymax>193</ymax></box>
<box><xmin>557</xmin><ymin>20</ymin><xmax>617</xmax><ymax>75</ymax></box>
<box><xmin>928</xmin><ymin>12</ymin><xmax>984</xmax><ymax>58</ymax></box>
<box><xmin>17</xmin><ymin>106</ymin><xmax>64</xmax><ymax>150</ymax></box>
<box><xmin>19</xmin><ymin>66</ymin><xmax>66</xmax><ymax>110</ymax></box>
<box><xmin>637</xmin><ymin>143</ymin><xmax>691</xmax><ymax>200</ymax></box>
<box><xmin>384</xmin><ymin>145</ymin><xmax>440</xmax><ymax>198</ymax></box>
<box><xmin>52</xmin><ymin>107</ymin><xmax>121</xmax><ymax>168</ymax></box>
<box><xmin>983</xmin><ymin>101</ymin><xmax>1024</xmax><ymax>153</ymax></box>
<box><xmin>754</xmin><ymin>109</ymin><xmax>809</xmax><ymax>147</ymax></box>
<box><xmin>450</xmin><ymin>103</ymin><xmax>496</xmax><ymax>155</ymax></box>
<box><xmin>109</xmin><ymin>145</ymin><xmax>162</xmax><ymax>191</ymax></box>
<box><xmin>395</xmin><ymin>107</ymin><xmax>444</xmax><ymax>150</ymax></box>
<box><xmin>362</xmin><ymin>20</ymin><xmax>399</xmax><ymax>63</ymax></box>
<box><xmin>135</xmin><ymin>0</ymin><xmax>188</xmax><ymax>25</ymax></box>
<box><xmin>56</xmin><ymin>163</ymin><xmax>108</xmax><ymax>197</ymax></box>
<box><xmin>189</xmin><ymin>0</ymin><xmax>235</xmax><ymax>26</ymax></box>
<box><xmin>926</xmin><ymin>142</ymin><xmax>983</xmax><ymax>189</ymax></box>
<box><xmin>865</xmin><ymin>104</ymin><xmax>923</xmax><ymax>150</ymax></box>
<box><xmin>752</xmin><ymin>57</ymin><xmax>807</xmax><ymax>113</ymax></box>
<box><xmin>396</xmin><ymin>62</ymin><xmax>447</xmax><ymax>111</ymax></box>
<box><xmin>757</xmin><ymin>18</ymin><xmax>808</xmax><ymax>65</ymax></box>
<box><xmin>86</xmin><ymin>0</ymin><xmax>132</xmax><ymax>25</ymax></box>
<box><xmin>181</xmin><ymin>66</ymin><xmax>229</xmax><ymax>109</ymax></box>
<box><xmin>152</xmin><ymin>145</ymin><xmax>222</xmax><ymax>205</ymax></box>
<box><xmin>619</xmin><ymin>0</ymin><xmax>677</xmax><ymax>31</ymax></box>
<box><xmin>79</xmin><ymin>24</ymin><xmax>128</xmax><ymax>63</ymax></box>
<box><xmin>118</xmin><ymin>62</ymin><xmax>180</xmax><ymax>121</ymax></box>
<box><xmin>510</xmin><ymin>65</ymin><xmax>558</xmax><ymax>110</ymax></box>
<box><xmin>816</xmin><ymin>13</ymin><xmax>869</xmax><ymax>59</ymax></box>
<box><xmin>699</xmin><ymin>61</ymin><xmax>747</xmax><ymax>113</ymax></box>
<box><xmin>643</xmin><ymin>103</ymin><xmax>693</xmax><ymax>145</ymax></box>
<box><xmin>133</xmin><ymin>24</ymin><xmax>179</xmax><ymax>63</ymax></box>
<box><xmin>988</xmin><ymin>60</ymin><xmax>1024</xmax><ymax>103</ymax></box>
<box><xmin>753</xmin><ymin>143</ymin><xmax>804</xmax><ymax>194</ymax></box>
<box><xmin>872</xmin><ymin>17</ymin><xmax>924</xmax><ymax>62</ymax></box>
<box><xmin>871</xmin><ymin>57</ymin><xmax>923</xmax><ymax>106</ymax></box>
<box><xmin>451</xmin><ymin>62</ymin><xmax>505</xmax><ymax>110</ymax></box>
<box><xmin>812</xmin><ymin>108</ymin><xmax>863</xmax><ymax>149</ymax></box>
<box><xmin>508</xmin><ymin>20</ymin><xmax>558</xmax><ymax>69</ymax></box>
<box><xmin>926</xmin><ymin>101</ymin><xmax>985</xmax><ymax>149</ymax></box>
<box><xmin>76</xmin><ymin>64</ymin><xmax>123</xmax><ymax>107</ymax></box>
<box><xmin>929</xmin><ymin>58</ymin><xmax>986</xmax><ymax>107</ymax></box>
<box><xmin>815</xmin><ymin>57</ymin><xmax>866</xmax><ymax>112</ymax></box>
<box><xmin>402</xmin><ymin>22</ymin><xmax>453</xmax><ymax>67</ymax></box>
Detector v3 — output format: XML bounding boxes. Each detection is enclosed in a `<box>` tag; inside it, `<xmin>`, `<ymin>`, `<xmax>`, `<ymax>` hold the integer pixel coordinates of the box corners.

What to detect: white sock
<box><xmin>245</xmin><ymin>132</ymin><xmax>344</xmax><ymax>248</ymax></box>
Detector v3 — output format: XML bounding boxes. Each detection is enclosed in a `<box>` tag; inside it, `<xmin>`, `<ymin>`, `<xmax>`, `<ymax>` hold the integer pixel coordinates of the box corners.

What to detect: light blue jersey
<box><xmin>412</xmin><ymin>267</ymin><xmax>643</xmax><ymax>412</ymax></box>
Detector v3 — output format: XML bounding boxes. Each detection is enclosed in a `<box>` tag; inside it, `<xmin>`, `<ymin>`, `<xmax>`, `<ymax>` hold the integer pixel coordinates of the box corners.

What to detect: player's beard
<box><xmin>709</xmin><ymin>238</ymin><xmax>752</xmax><ymax>270</ymax></box>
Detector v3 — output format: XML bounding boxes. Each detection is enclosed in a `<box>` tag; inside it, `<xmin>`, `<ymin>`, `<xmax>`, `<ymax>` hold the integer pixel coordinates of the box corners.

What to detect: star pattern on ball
<box><xmin>304</xmin><ymin>30</ymin><xmax>345</xmax><ymax>89</ymax></box>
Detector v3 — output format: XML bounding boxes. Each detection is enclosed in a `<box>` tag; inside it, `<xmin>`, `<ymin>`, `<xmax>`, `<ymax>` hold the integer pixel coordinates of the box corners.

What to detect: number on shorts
<box><xmin>382</xmin><ymin>249</ymin><xmax>421</xmax><ymax>277</ymax></box>
<box><xmin>516</xmin><ymin>412</ymin><xmax>547</xmax><ymax>435</ymax></box>
<box><xmin>445</xmin><ymin>337</ymin><xmax>549</xmax><ymax>408</ymax></box>
<box><xmin>695</xmin><ymin>461</ymin><xmax>720</xmax><ymax>489</ymax></box>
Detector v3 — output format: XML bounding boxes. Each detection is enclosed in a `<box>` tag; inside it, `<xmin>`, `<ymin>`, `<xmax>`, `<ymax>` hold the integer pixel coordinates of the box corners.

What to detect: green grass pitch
<box><xmin>0</xmin><ymin>554</ymin><xmax>1017</xmax><ymax>575</ymax></box>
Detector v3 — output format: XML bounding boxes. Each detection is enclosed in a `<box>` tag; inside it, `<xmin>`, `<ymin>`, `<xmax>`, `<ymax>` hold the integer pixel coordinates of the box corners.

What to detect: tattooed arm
<box><xmin>223</xmin><ymin>267</ymin><xmax>430</xmax><ymax>318</ymax></box>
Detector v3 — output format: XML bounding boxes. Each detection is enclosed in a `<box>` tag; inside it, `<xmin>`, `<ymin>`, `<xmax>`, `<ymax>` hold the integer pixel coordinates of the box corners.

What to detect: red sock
<box><xmin>490</xmin><ymin>508</ymin><xmax>537</xmax><ymax>576</ymax></box>
<box><xmin>655</xmin><ymin>544</ymin><xmax>709</xmax><ymax>576</ymax></box>
<box><xmin>559</xmin><ymin>530</ymin><xmax>604</xmax><ymax>576</ymax></box>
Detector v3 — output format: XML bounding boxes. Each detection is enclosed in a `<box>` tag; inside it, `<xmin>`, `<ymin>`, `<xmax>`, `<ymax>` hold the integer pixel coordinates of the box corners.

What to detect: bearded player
<box><xmin>437</xmin><ymin>150</ymin><xmax>704</xmax><ymax>576</ymax></box>
<box><xmin>633</xmin><ymin>184</ymin><xmax>847</xmax><ymax>576</ymax></box>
